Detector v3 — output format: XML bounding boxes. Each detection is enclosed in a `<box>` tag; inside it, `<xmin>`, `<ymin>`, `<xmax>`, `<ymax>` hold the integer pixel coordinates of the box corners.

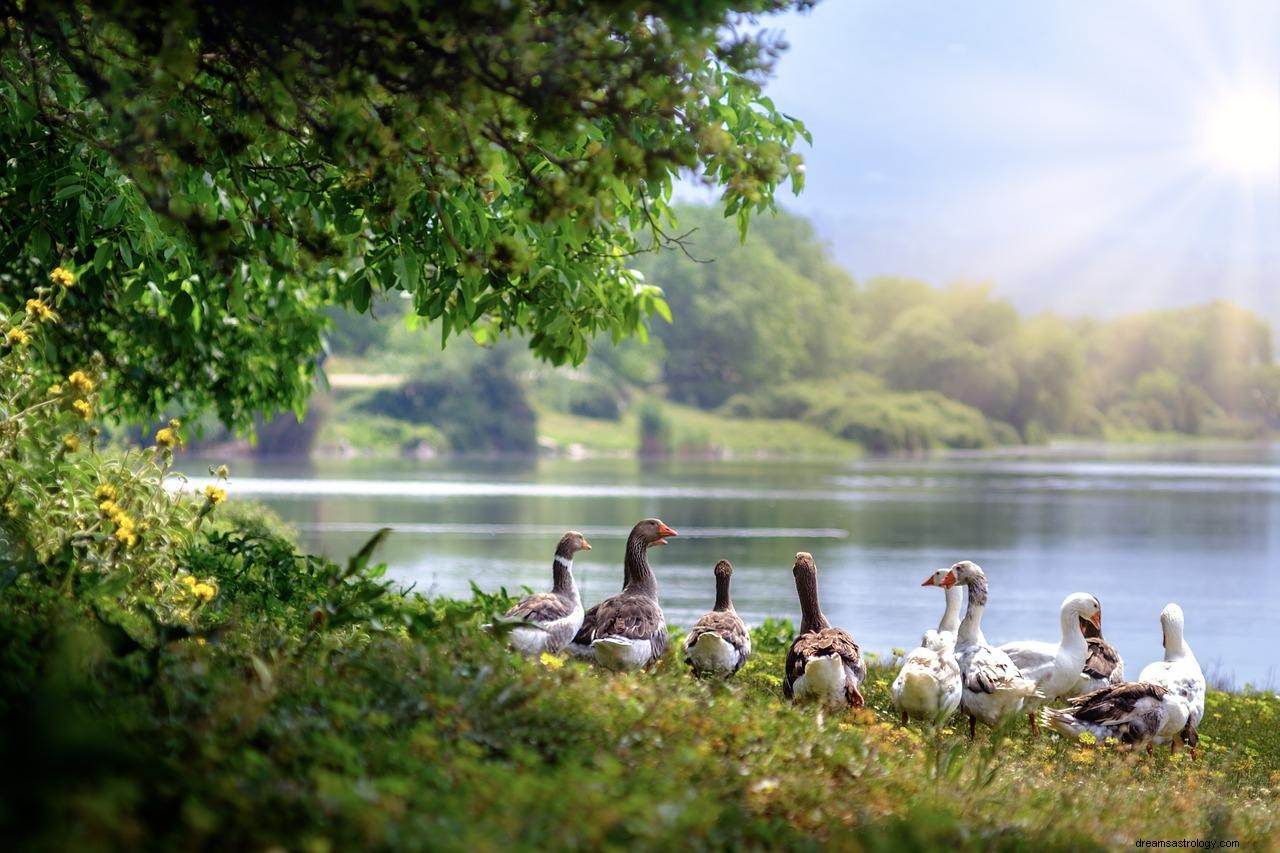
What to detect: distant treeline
<box><xmin>632</xmin><ymin>206</ymin><xmax>1278</xmax><ymax>451</ymax></box>
<box><xmin>319</xmin><ymin>206</ymin><xmax>1278</xmax><ymax>454</ymax></box>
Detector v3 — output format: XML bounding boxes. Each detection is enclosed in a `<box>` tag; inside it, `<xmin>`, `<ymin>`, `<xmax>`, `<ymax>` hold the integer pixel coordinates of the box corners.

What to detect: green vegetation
<box><xmin>0</xmin><ymin>2</ymin><xmax>808</xmax><ymax>429</ymax></box>
<box><xmin>307</xmin><ymin>205</ymin><xmax>1278</xmax><ymax>458</ymax></box>
<box><xmin>4</xmin><ymin>293</ymin><xmax>1278</xmax><ymax>848</ymax></box>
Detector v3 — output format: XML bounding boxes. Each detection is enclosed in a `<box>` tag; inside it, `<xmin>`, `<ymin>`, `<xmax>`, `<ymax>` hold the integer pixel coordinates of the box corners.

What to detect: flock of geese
<box><xmin>487</xmin><ymin>518</ymin><xmax>1207</xmax><ymax>753</ymax></box>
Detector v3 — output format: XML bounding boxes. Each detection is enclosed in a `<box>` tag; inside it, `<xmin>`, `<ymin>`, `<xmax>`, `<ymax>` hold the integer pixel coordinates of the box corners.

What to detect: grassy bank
<box><xmin>6</xmin><ymin>562</ymin><xmax>1277</xmax><ymax>850</ymax></box>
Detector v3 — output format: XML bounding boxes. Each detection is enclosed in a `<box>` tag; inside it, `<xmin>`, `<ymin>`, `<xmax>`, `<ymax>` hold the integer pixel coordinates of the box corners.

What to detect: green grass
<box><xmin>537</xmin><ymin>398</ymin><xmax>865</xmax><ymax>459</ymax></box>
<box><xmin>8</xmin><ymin>575</ymin><xmax>1277</xmax><ymax>850</ymax></box>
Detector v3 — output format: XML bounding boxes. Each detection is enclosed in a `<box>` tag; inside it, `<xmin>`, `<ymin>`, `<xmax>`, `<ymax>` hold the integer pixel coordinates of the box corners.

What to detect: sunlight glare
<box><xmin>1197</xmin><ymin>91</ymin><xmax>1280</xmax><ymax>181</ymax></box>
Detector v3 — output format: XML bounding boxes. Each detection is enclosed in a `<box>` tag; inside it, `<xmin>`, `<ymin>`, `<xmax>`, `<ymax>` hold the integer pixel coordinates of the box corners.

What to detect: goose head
<box><xmin>634</xmin><ymin>518</ymin><xmax>678</xmax><ymax>547</ymax></box>
<box><xmin>713</xmin><ymin>559</ymin><xmax>733</xmax><ymax>580</ymax></box>
<box><xmin>1159</xmin><ymin>602</ymin><xmax>1185</xmax><ymax>650</ymax></box>
<box><xmin>559</xmin><ymin>530</ymin><xmax>593</xmax><ymax>554</ymax></box>
<box><xmin>937</xmin><ymin>560</ymin><xmax>984</xmax><ymax>588</ymax></box>
<box><xmin>1063</xmin><ymin>592</ymin><xmax>1102</xmax><ymax>630</ymax></box>
<box><xmin>920</xmin><ymin>568</ymin><xmax>951</xmax><ymax>587</ymax></box>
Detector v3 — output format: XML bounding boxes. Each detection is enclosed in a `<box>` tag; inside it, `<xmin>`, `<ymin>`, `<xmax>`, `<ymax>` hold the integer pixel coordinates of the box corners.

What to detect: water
<box><xmin>180</xmin><ymin>443</ymin><xmax>1280</xmax><ymax>688</ymax></box>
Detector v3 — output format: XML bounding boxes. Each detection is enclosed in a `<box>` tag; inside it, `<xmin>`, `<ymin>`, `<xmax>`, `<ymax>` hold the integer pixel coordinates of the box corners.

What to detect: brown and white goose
<box><xmin>683</xmin><ymin>560</ymin><xmax>751</xmax><ymax>678</ymax></box>
<box><xmin>492</xmin><ymin>531</ymin><xmax>592</xmax><ymax>655</ymax></box>
<box><xmin>783</xmin><ymin>552</ymin><xmax>866</xmax><ymax>710</ymax></box>
<box><xmin>574</xmin><ymin>518</ymin><xmax>677</xmax><ymax>671</ymax></box>
<box><xmin>1072</xmin><ymin>614</ymin><xmax>1125</xmax><ymax>696</ymax></box>
<box><xmin>1041</xmin><ymin>682</ymin><xmax>1198</xmax><ymax>753</ymax></box>
<box><xmin>942</xmin><ymin>561</ymin><xmax>1040</xmax><ymax>736</ymax></box>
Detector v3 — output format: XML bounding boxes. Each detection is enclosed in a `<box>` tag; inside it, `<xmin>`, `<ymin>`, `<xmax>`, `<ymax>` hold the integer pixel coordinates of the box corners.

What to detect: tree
<box><xmin>0</xmin><ymin>1</ymin><xmax>812</xmax><ymax>428</ymax></box>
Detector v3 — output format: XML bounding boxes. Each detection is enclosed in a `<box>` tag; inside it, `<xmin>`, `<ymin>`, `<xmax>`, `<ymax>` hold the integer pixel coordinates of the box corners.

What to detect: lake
<box><xmin>181</xmin><ymin>443</ymin><xmax>1280</xmax><ymax>688</ymax></box>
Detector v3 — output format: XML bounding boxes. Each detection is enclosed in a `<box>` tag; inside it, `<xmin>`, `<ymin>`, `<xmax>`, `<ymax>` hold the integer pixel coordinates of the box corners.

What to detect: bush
<box><xmin>361</xmin><ymin>356</ymin><xmax>536</xmax><ymax>453</ymax></box>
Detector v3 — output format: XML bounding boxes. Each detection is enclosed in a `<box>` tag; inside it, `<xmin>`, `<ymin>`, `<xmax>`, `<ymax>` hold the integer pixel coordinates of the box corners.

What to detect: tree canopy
<box><xmin>0</xmin><ymin>0</ymin><xmax>811</xmax><ymax>428</ymax></box>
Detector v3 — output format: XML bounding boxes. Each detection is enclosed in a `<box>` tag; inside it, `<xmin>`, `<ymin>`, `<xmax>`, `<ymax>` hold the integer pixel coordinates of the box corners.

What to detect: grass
<box><xmin>10</xmin><ymin>579</ymin><xmax>1276</xmax><ymax>851</ymax></box>
<box><xmin>536</xmin><ymin>397</ymin><xmax>865</xmax><ymax>459</ymax></box>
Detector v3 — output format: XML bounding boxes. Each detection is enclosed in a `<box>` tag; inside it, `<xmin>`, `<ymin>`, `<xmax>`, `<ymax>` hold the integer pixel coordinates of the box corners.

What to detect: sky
<box><xmin>739</xmin><ymin>0</ymin><xmax>1280</xmax><ymax>328</ymax></box>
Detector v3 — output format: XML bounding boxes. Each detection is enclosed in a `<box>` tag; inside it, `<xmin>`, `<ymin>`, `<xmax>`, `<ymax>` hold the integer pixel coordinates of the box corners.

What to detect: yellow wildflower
<box><xmin>49</xmin><ymin>266</ymin><xmax>75</xmax><ymax>287</ymax></box>
<box><xmin>72</xmin><ymin>399</ymin><xmax>92</xmax><ymax>420</ymax></box>
<box><xmin>181</xmin><ymin>575</ymin><xmax>198</xmax><ymax>588</ymax></box>
<box><xmin>1078</xmin><ymin>731</ymin><xmax>1097</xmax><ymax>746</ymax></box>
<box><xmin>192</xmin><ymin>582</ymin><xmax>216</xmax><ymax>603</ymax></box>
<box><xmin>168</xmin><ymin>418</ymin><xmax>181</xmax><ymax>430</ymax></box>
<box><xmin>95</xmin><ymin>484</ymin><xmax>118</xmax><ymax>501</ymax></box>
<box><xmin>98</xmin><ymin>498</ymin><xmax>119</xmax><ymax>515</ymax></box>
<box><xmin>538</xmin><ymin>652</ymin><xmax>564</xmax><ymax>670</ymax></box>
<box><xmin>1070</xmin><ymin>749</ymin><xmax>1096</xmax><ymax>765</ymax></box>
<box><xmin>196</xmin><ymin>637</ymin><xmax>207</xmax><ymax>647</ymax></box>
<box><xmin>48</xmin><ymin>383</ymin><xmax>63</xmax><ymax>396</ymax></box>
<box><xmin>155</xmin><ymin>427</ymin><xmax>179</xmax><ymax>449</ymax></box>
<box><xmin>215</xmin><ymin>464</ymin><xmax>230</xmax><ymax>479</ymax></box>
<box><xmin>25</xmin><ymin>298</ymin><xmax>56</xmax><ymax>322</ymax></box>
<box><xmin>68</xmin><ymin>370</ymin><xmax>94</xmax><ymax>394</ymax></box>
<box><xmin>5</xmin><ymin>327</ymin><xmax>30</xmax><ymax>346</ymax></box>
<box><xmin>203</xmin><ymin>485</ymin><xmax>226</xmax><ymax>505</ymax></box>
<box><xmin>62</xmin><ymin>434</ymin><xmax>80</xmax><ymax>452</ymax></box>
<box><xmin>2</xmin><ymin>500</ymin><xmax>15</xmax><ymax>517</ymax></box>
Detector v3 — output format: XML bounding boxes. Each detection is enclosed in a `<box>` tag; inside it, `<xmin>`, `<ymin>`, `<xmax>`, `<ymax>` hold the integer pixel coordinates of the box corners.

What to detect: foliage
<box><xmin>360</xmin><ymin>351</ymin><xmax>538</xmax><ymax>453</ymax></box>
<box><xmin>0</xmin><ymin>1</ymin><xmax>811</xmax><ymax>430</ymax></box>
<box><xmin>637</xmin><ymin>397</ymin><xmax>673</xmax><ymax>456</ymax></box>
<box><xmin>0</xmin><ymin>276</ymin><xmax>228</xmax><ymax>646</ymax></box>
<box><xmin>634</xmin><ymin>205</ymin><xmax>858</xmax><ymax>408</ymax></box>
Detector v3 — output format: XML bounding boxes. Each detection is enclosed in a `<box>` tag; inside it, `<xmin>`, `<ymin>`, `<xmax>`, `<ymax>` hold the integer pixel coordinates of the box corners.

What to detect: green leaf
<box><xmin>171</xmin><ymin>290</ymin><xmax>194</xmax><ymax>321</ymax></box>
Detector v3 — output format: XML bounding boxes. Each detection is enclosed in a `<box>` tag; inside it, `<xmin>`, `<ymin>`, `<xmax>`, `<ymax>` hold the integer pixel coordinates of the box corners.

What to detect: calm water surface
<box><xmin>181</xmin><ymin>443</ymin><xmax>1280</xmax><ymax>687</ymax></box>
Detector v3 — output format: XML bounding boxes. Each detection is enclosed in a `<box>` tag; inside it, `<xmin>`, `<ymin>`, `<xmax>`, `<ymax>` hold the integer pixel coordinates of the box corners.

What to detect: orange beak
<box><xmin>1089</xmin><ymin>611</ymin><xmax>1102</xmax><ymax>631</ymax></box>
<box><xmin>921</xmin><ymin>574</ymin><xmax>937</xmax><ymax>587</ymax></box>
<box><xmin>938</xmin><ymin>570</ymin><xmax>958</xmax><ymax>589</ymax></box>
<box><xmin>655</xmin><ymin>522</ymin><xmax>678</xmax><ymax>545</ymax></box>
<box><xmin>581</xmin><ymin>538</ymin><xmax>592</xmax><ymax>551</ymax></box>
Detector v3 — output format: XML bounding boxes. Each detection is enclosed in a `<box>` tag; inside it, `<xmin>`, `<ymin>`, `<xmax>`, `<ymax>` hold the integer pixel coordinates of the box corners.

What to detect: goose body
<box><xmin>1137</xmin><ymin>603</ymin><xmax>1205</xmax><ymax>739</ymax></box>
<box><xmin>683</xmin><ymin>560</ymin><xmax>751</xmax><ymax>677</ymax></box>
<box><xmin>573</xmin><ymin>519</ymin><xmax>677</xmax><ymax>671</ymax></box>
<box><xmin>1041</xmin><ymin>682</ymin><xmax>1197</xmax><ymax>751</ymax></box>
<box><xmin>891</xmin><ymin>630</ymin><xmax>962</xmax><ymax>724</ymax></box>
<box><xmin>1073</xmin><ymin>616</ymin><xmax>1126</xmax><ymax>695</ymax></box>
<box><xmin>891</xmin><ymin>569</ymin><xmax>963</xmax><ymax>724</ymax></box>
<box><xmin>1000</xmin><ymin>592</ymin><xmax>1102</xmax><ymax>708</ymax></box>
<box><xmin>489</xmin><ymin>531</ymin><xmax>590</xmax><ymax>655</ymax></box>
<box><xmin>783</xmin><ymin>553</ymin><xmax>866</xmax><ymax>710</ymax></box>
<box><xmin>943</xmin><ymin>561</ymin><xmax>1040</xmax><ymax>733</ymax></box>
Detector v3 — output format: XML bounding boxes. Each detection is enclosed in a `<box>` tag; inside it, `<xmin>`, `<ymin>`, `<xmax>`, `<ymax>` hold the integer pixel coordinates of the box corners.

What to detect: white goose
<box><xmin>1137</xmin><ymin>603</ymin><xmax>1205</xmax><ymax>753</ymax></box>
<box><xmin>890</xmin><ymin>569</ymin><xmax>963</xmax><ymax>724</ymax></box>
<box><xmin>999</xmin><ymin>592</ymin><xmax>1102</xmax><ymax>730</ymax></box>
<box><xmin>1041</xmin><ymin>682</ymin><xmax>1198</xmax><ymax>753</ymax></box>
<box><xmin>942</xmin><ymin>561</ymin><xmax>1040</xmax><ymax>736</ymax></box>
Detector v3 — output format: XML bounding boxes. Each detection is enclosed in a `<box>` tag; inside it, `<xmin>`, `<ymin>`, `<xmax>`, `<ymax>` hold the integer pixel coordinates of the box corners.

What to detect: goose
<box><xmin>999</xmin><ymin>592</ymin><xmax>1102</xmax><ymax>730</ymax></box>
<box><xmin>1040</xmin><ymin>682</ymin><xmax>1198</xmax><ymax>753</ymax></box>
<box><xmin>489</xmin><ymin>530</ymin><xmax>592</xmax><ymax>655</ymax></box>
<box><xmin>577</xmin><ymin>518</ymin><xmax>677</xmax><ymax>671</ymax></box>
<box><xmin>1072</xmin><ymin>614</ymin><xmax>1125</xmax><ymax>696</ymax></box>
<box><xmin>682</xmin><ymin>560</ymin><xmax>751</xmax><ymax>678</ymax></box>
<box><xmin>891</xmin><ymin>631</ymin><xmax>962</xmax><ymax>726</ymax></box>
<box><xmin>942</xmin><ymin>561</ymin><xmax>1040</xmax><ymax>736</ymax></box>
<box><xmin>566</xmin><ymin>518</ymin><xmax>671</xmax><ymax>660</ymax></box>
<box><xmin>783</xmin><ymin>552</ymin><xmax>866</xmax><ymax>710</ymax></box>
<box><xmin>891</xmin><ymin>569</ymin><xmax>964</xmax><ymax>724</ymax></box>
<box><xmin>1137</xmin><ymin>603</ymin><xmax>1205</xmax><ymax>754</ymax></box>
<box><xmin>923</xmin><ymin>567</ymin><xmax>962</xmax><ymax>636</ymax></box>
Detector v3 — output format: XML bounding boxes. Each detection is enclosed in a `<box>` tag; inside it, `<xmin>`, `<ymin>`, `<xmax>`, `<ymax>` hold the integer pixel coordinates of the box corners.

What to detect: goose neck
<box><xmin>623</xmin><ymin>531</ymin><xmax>657</xmax><ymax>596</ymax></box>
<box><xmin>795</xmin><ymin>565</ymin><xmax>830</xmax><ymax>634</ymax></box>
<box><xmin>713</xmin><ymin>571</ymin><xmax>733</xmax><ymax>612</ymax></box>
<box><xmin>938</xmin><ymin>586</ymin><xmax>962</xmax><ymax>634</ymax></box>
